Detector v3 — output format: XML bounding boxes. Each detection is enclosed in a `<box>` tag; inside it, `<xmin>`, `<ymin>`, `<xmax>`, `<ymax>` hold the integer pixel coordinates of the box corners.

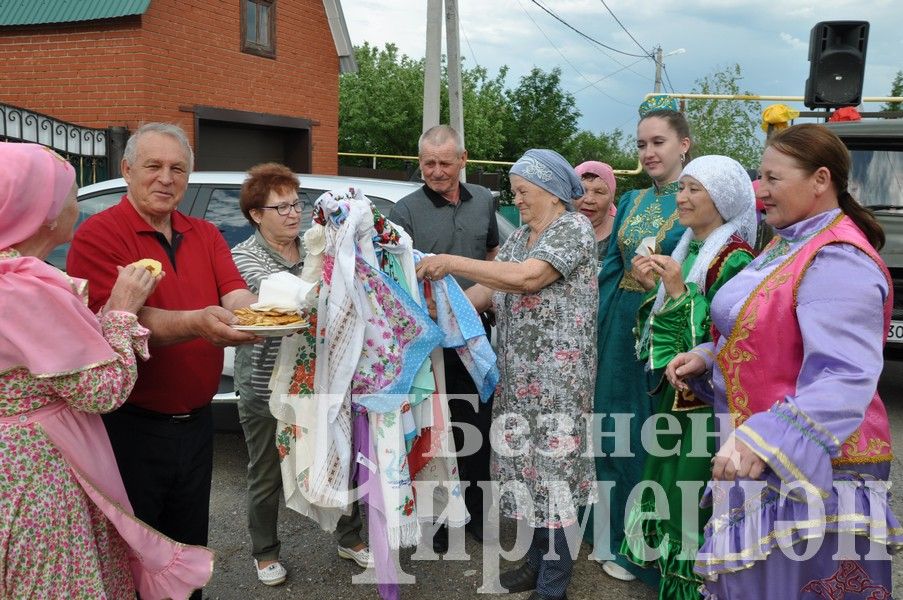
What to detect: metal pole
<box><xmin>423</xmin><ymin>0</ymin><xmax>442</xmax><ymax>134</ymax></box>
<box><xmin>445</xmin><ymin>0</ymin><xmax>465</xmax><ymax>182</ymax></box>
<box><xmin>654</xmin><ymin>46</ymin><xmax>663</xmax><ymax>93</ymax></box>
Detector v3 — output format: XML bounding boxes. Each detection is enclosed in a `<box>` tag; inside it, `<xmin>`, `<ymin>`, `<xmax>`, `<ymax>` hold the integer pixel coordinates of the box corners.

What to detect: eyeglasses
<box><xmin>260</xmin><ymin>200</ymin><xmax>306</xmax><ymax>216</ymax></box>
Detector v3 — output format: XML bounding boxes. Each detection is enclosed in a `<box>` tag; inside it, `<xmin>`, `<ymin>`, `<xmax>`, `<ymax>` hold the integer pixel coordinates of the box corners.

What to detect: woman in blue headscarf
<box><xmin>417</xmin><ymin>149</ymin><xmax>598</xmax><ymax>600</ymax></box>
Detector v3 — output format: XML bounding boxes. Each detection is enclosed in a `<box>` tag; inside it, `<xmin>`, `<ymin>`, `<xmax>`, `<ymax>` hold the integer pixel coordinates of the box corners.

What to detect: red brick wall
<box><xmin>0</xmin><ymin>0</ymin><xmax>340</xmax><ymax>173</ymax></box>
<box><xmin>0</xmin><ymin>20</ymin><xmax>145</xmax><ymax>126</ymax></box>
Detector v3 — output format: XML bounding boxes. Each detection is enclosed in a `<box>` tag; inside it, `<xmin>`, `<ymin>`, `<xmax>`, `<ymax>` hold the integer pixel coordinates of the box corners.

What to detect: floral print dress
<box><xmin>490</xmin><ymin>211</ymin><xmax>599</xmax><ymax>528</ymax></box>
<box><xmin>0</xmin><ymin>310</ymin><xmax>146</xmax><ymax>599</ymax></box>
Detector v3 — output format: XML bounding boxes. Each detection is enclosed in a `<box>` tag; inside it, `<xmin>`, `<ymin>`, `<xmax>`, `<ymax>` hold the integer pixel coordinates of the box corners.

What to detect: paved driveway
<box><xmin>204</xmin><ymin>361</ymin><xmax>903</xmax><ymax>599</ymax></box>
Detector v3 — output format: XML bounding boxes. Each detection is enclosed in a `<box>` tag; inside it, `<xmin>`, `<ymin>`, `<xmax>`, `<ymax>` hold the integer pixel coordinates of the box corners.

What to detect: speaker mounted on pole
<box><xmin>804</xmin><ymin>21</ymin><xmax>869</xmax><ymax>109</ymax></box>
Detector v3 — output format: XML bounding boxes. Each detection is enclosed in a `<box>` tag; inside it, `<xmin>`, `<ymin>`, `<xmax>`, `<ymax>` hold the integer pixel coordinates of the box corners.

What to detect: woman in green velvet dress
<box><xmin>621</xmin><ymin>155</ymin><xmax>757</xmax><ymax>599</ymax></box>
<box><xmin>587</xmin><ymin>99</ymin><xmax>692</xmax><ymax>585</ymax></box>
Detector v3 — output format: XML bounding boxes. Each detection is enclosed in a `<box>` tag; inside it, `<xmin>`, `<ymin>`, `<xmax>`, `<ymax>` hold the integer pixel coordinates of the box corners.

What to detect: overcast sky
<box><xmin>340</xmin><ymin>0</ymin><xmax>902</xmax><ymax>147</ymax></box>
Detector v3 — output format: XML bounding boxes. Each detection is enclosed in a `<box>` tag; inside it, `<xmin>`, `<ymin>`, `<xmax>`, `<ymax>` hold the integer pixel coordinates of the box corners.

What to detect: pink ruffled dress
<box><xmin>0</xmin><ymin>249</ymin><xmax>214</xmax><ymax>599</ymax></box>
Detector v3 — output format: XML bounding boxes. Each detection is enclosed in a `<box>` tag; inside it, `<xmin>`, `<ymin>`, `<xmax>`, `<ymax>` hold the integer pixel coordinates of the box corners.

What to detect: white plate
<box><xmin>233</xmin><ymin>323</ymin><xmax>306</xmax><ymax>337</ymax></box>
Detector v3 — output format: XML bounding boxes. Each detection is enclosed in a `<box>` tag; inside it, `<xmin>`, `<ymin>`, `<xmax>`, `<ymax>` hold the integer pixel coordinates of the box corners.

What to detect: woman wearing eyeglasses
<box><xmin>231</xmin><ymin>163</ymin><xmax>371</xmax><ymax>587</ymax></box>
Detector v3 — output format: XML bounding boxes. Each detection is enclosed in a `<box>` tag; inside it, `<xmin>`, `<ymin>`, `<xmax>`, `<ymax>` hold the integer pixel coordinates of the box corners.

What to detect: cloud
<box><xmin>780</xmin><ymin>32</ymin><xmax>808</xmax><ymax>50</ymax></box>
<box><xmin>340</xmin><ymin>0</ymin><xmax>902</xmax><ymax>134</ymax></box>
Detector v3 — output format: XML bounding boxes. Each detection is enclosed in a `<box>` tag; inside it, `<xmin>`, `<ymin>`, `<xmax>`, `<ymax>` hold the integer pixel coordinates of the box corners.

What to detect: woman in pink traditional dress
<box><xmin>666</xmin><ymin>124</ymin><xmax>902</xmax><ymax>598</ymax></box>
<box><xmin>0</xmin><ymin>142</ymin><xmax>214</xmax><ymax>599</ymax></box>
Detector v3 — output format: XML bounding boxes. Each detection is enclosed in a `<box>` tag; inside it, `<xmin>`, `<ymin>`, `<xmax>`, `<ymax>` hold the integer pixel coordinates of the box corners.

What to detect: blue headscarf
<box><xmin>509</xmin><ymin>149</ymin><xmax>584</xmax><ymax>209</ymax></box>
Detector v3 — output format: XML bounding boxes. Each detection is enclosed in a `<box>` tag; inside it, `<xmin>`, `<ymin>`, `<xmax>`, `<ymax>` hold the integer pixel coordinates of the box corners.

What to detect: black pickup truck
<box><xmin>825</xmin><ymin>120</ymin><xmax>903</xmax><ymax>355</ymax></box>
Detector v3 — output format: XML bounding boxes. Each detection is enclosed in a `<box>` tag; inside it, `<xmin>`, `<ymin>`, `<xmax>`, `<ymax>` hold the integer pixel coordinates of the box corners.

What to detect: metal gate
<box><xmin>0</xmin><ymin>102</ymin><xmax>127</xmax><ymax>187</ymax></box>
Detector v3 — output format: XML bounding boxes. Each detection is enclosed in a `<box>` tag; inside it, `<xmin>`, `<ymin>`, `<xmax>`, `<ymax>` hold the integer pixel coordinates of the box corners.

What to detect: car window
<box><xmin>849</xmin><ymin>149</ymin><xmax>903</xmax><ymax>208</ymax></box>
<box><xmin>48</xmin><ymin>190</ymin><xmax>125</xmax><ymax>269</ymax></box>
<box><xmin>206</xmin><ymin>188</ymin><xmax>254</xmax><ymax>248</ymax></box>
<box><xmin>204</xmin><ymin>187</ymin><xmax>396</xmax><ymax>249</ymax></box>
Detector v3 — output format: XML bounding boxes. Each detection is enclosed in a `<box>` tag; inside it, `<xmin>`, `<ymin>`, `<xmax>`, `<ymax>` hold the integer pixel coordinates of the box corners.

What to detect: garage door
<box><xmin>196</xmin><ymin>119</ymin><xmax>311</xmax><ymax>172</ymax></box>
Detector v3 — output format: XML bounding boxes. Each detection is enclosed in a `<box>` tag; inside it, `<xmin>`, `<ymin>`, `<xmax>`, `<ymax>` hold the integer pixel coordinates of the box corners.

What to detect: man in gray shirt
<box><xmin>389</xmin><ymin>125</ymin><xmax>498</xmax><ymax>551</ymax></box>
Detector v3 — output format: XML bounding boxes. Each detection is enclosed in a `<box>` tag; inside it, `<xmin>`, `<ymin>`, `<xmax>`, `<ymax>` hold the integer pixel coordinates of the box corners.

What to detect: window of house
<box><xmin>241</xmin><ymin>0</ymin><xmax>275</xmax><ymax>58</ymax></box>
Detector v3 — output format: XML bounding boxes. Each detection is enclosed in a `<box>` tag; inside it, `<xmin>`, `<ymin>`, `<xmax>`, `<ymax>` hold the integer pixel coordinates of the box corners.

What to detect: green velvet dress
<box><xmin>587</xmin><ymin>182</ymin><xmax>684</xmax><ymax>584</ymax></box>
<box><xmin>621</xmin><ymin>238</ymin><xmax>753</xmax><ymax>600</ymax></box>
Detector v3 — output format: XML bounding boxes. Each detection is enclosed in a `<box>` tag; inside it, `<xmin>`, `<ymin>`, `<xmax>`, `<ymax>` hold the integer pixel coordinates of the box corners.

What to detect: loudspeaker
<box><xmin>804</xmin><ymin>21</ymin><xmax>869</xmax><ymax>109</ymax></box>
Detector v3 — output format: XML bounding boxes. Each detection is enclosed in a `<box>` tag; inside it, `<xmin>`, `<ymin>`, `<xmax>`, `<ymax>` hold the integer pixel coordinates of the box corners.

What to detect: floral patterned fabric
<box><xmin>0</xmin><ymin>311</ymin><xmax>143</xmax><ymax>599</ymax></box>
<box><xmin>490</xmin><ymin>211</ymin><xmax>599</xmax><ymax>528</ymax></box>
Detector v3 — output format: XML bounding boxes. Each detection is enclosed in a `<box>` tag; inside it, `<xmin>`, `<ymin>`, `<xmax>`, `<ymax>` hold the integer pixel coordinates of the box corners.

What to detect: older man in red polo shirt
<box><xmin>68</xmin><ymin>122</ymin><xmax>257</xmax><ymax>600</ymax></box>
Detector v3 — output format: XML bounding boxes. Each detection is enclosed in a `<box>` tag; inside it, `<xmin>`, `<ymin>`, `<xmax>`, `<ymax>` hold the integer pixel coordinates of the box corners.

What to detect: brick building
<box><xmin>0</xmin><ymin>0</ymin><xmax>356</xmax><ymax>178</ymax></box>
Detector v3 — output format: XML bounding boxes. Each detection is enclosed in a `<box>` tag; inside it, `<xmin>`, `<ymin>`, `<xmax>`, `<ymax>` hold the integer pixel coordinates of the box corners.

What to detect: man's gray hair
<box><xmin>123</xmin><ymin>122</ymin><xmax>195</xmax><ymax>173</ymax></box>
<box><xmin>418</xmin><ymin>125</ymin><xmax>465</xmax><ymax>157</ymax></box>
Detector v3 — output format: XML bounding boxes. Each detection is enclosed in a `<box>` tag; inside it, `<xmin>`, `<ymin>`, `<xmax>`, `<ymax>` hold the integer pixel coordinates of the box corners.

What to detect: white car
<box><xmin>63</xmin><ymin>173</ymin><xmax>514</xmax><ymax>428</ymax></box>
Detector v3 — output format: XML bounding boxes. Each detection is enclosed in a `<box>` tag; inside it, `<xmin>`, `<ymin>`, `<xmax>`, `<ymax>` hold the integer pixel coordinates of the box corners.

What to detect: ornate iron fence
<box><xmin>0</xmin><ymin>103</ymin><xmax>127</xmax><ymax>187</ymax></box>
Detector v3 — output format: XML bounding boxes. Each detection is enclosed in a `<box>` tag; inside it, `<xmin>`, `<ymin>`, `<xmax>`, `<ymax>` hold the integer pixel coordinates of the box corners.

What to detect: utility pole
<box><xmin>423</xmin><ymin>0</ymin><xmax>442</xmax><ymax>133</ymax></box>
<box><xmin>445</xmin><ymin>0</ymin><xmax>465</xmax><ymax>181</ymax></box>
<box><xmin>653</xmin><ymin>45</ymin><xmax>663</xmax><ymax>93</ymax></box>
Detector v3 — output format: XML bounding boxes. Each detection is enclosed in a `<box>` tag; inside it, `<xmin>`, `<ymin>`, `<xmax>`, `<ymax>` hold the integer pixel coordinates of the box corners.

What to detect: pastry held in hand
<box><xmin>635</xmin><ymin>236</ymin><xmax>657</xmax><ymax>258</ymax></box>
<box><xmin>130</xmin><ymin>258</ymin><xmax>163</xmax><ymax>276</ymax></box>
<box><xmin>251</xmin><ymin>271</ymin><xmax>316</xmax><ymax>313</ymax></box>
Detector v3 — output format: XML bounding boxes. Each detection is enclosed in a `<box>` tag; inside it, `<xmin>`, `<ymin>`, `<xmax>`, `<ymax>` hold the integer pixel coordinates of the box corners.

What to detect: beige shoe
<box><xmin>255</xmin><ymin>559</ymin><xmax>287</xmax><ymax>586</ymax></box>
<box><xmin>602</xmin><ymin>560</ymin><xmax>636</xmax><ymax>582</ymax></box>
<box><xmin>337</xmin><ymin>545</ymin><xmax>374</xmax><ymax>568</ymax></box>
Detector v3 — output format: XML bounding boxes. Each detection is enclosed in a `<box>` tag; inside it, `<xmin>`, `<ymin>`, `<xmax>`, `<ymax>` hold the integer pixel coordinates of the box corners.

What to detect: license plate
<box><xmin>889</xmin><ymin>320</ymin><xmax>903</xmax><ymax>343</ymax></box>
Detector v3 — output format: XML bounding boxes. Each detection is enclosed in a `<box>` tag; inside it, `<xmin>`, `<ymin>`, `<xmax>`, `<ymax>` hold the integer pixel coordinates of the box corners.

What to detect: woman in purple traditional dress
<box><xmin>665</xmin><ymin>124</ymin><xmax>902</xmax><ymax>598</ymax></box>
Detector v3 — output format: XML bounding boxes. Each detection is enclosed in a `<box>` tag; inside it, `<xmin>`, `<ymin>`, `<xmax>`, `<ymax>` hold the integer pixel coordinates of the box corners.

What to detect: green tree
<box><xmin>564</xmin><ymin>129</ymin><xmax>649</xmax><ymax>199</ymax></box>
<box><xmin>502</xmin><ymin>67</ymin><xmax>581</xmax><ymax>158</ymax></box>
<box><xmin>564</xmin><ymin>128</ymin><xmax>635</xmax><ymax>169</ymax></box>
<box><xmin>881</xmin><ymin>70</ymin><xmax>903</xmax><ymax>113</ymax></box>
<box><xmin>684</xmin><ymin>64</ymin><xmax>762</xmax><ymax>168</ymax></box>
<box><xmin>339</xmin><ymin>43</ymin><xmax>424</xmax><ymax>161</ymax></box>
<box><xmin>459</xmin><ymin>64</ymin><xmax>510</xmax><ymax>161</ymax></box>
<box><xmin>339</xmin><ymin>43</ymin><xmax>513</xmax><ymax>169</ymax></box>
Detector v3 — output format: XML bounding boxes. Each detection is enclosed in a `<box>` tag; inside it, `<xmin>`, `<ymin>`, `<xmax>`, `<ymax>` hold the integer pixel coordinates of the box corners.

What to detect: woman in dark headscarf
<box><xmin>417</xmin><ymin>148</ymin><xmax>597</xmax><ymax>600</ymax></box>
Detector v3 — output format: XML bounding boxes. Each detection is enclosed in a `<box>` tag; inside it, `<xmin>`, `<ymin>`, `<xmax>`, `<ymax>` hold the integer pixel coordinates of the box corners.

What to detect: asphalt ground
<box><xmin>204</xmin><ymin>360</ymin><xmax>903</xmax><ymax>600</ymax></box>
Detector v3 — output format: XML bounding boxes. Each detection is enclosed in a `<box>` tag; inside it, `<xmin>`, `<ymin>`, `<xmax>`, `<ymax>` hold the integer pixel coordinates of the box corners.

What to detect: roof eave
<box><xmin>322</xmin><ymin>0</ymin><xmax>358</xmax><ymax>74</ymax></box>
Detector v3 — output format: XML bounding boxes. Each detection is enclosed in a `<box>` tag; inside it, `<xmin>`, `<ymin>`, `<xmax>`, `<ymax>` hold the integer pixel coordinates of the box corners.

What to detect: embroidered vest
<box><xmin>715</xmin><ymin>214</ymin><xmax>893</xmax><ymax>466</ymax></box>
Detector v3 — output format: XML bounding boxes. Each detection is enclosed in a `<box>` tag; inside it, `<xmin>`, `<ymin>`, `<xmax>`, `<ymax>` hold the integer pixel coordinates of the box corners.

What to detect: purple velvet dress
<box><xmin>687</xmin><ymin>209</ymin><xmax>902</xmax><ymax>599</ymax></box>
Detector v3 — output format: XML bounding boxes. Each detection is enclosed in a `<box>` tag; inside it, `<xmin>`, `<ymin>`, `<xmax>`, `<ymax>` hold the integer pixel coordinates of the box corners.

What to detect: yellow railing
<box><xmin>342</xmin><ymin>92</ymin><xmax>903</xmax><ymax>177</ymax></box>
<box><xmin>339</xmin><ymin>151</ymin><xmax>514</xmax><ymax>168</ymax></box>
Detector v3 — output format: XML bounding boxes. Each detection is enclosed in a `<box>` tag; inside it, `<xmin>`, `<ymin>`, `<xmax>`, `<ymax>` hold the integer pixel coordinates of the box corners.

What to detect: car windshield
<box><xmin>849</xmin><ymin>149</ymin><xmax>903</xmax><ymax>209</ymax></box>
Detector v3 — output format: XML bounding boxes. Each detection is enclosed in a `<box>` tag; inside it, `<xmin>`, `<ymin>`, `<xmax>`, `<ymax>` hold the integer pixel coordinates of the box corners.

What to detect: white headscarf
<box><xmin>638</xmin><ymin>155</ymin><xmax>756</xmax><ymax>359</ymax></box>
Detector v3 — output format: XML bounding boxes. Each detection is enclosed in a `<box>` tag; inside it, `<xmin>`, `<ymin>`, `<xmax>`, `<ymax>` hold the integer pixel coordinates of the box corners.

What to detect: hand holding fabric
<box><xmin>415</xmin><ymin>254</ymin><xmax>453</xmax><ymax>281</ymax></box>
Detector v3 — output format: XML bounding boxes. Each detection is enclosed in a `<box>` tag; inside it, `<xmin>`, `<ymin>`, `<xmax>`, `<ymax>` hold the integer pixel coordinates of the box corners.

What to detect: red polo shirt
<box><xmin>67</xmin><ymin>196</ymin><xmax>248</xmax><ymax>413</ymax></box>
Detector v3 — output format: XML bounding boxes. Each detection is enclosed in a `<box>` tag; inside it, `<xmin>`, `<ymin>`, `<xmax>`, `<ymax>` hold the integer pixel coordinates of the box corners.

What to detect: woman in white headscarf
<box><xmin>620</xmin><ymin>155</ymin><xmax>756</xmax><ymax>600</ymax></box>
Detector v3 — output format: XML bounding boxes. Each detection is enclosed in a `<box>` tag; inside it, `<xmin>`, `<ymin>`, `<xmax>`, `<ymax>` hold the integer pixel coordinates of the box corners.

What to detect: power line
<box><xmin>517</xmin><ymin>0</ymin><xmax>634</xmax><ymax>107</ymax></box>
<box><xmin>662</xmin><ymin>64</ymin><xmax>677</xmax><ymax>93</ymax></box>
<box><xmin>598</xmin><ymin>0</ymin><xmax>650</xmax><ymax>57</ymax></box>
<box><xmin>461</xmin><ymin>24</ymin><xmax>481</xmax><ymax>70</ymax></box>
<box><xmin>573</xmin><ymin>57</ymin><xmax>648</xmax><ymax>94</ymax></box>
<box><xmin>526</xmin><ymin>0</ymin><xmax>652</xmax><ymax>83</ymax></box>
<box><xmin>529</xmin><ymin>0</ymin><xmax>650</xmax><ymax>59</ymax></box>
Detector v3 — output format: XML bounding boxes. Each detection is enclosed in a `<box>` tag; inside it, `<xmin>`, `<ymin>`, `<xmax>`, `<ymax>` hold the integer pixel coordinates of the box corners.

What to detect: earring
<box><xmin>679</xmin><ymin>153</ymin><xmax>686</xmax><ymax>163</ymax></box>
<box><xmin>48</xmin><ymin>221</ymin><xmax>58</xmax><ymax>230</ymax></box>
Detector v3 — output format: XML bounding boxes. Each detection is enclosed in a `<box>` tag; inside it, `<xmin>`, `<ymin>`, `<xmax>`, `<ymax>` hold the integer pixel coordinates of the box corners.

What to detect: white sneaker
<box><xmin>254</xmin><ymin>559</ymin><xmax>287</xmax><ymax>586</ymax></box>
<box><xmin>602</xmin><ymin>560</ymin><xmax>636</xmax><ymax>582</ymax></box>
<box><xmin>337</xmin><ymin>544</ymin><xmax>374</xmax><ymax>568</ymax></box>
